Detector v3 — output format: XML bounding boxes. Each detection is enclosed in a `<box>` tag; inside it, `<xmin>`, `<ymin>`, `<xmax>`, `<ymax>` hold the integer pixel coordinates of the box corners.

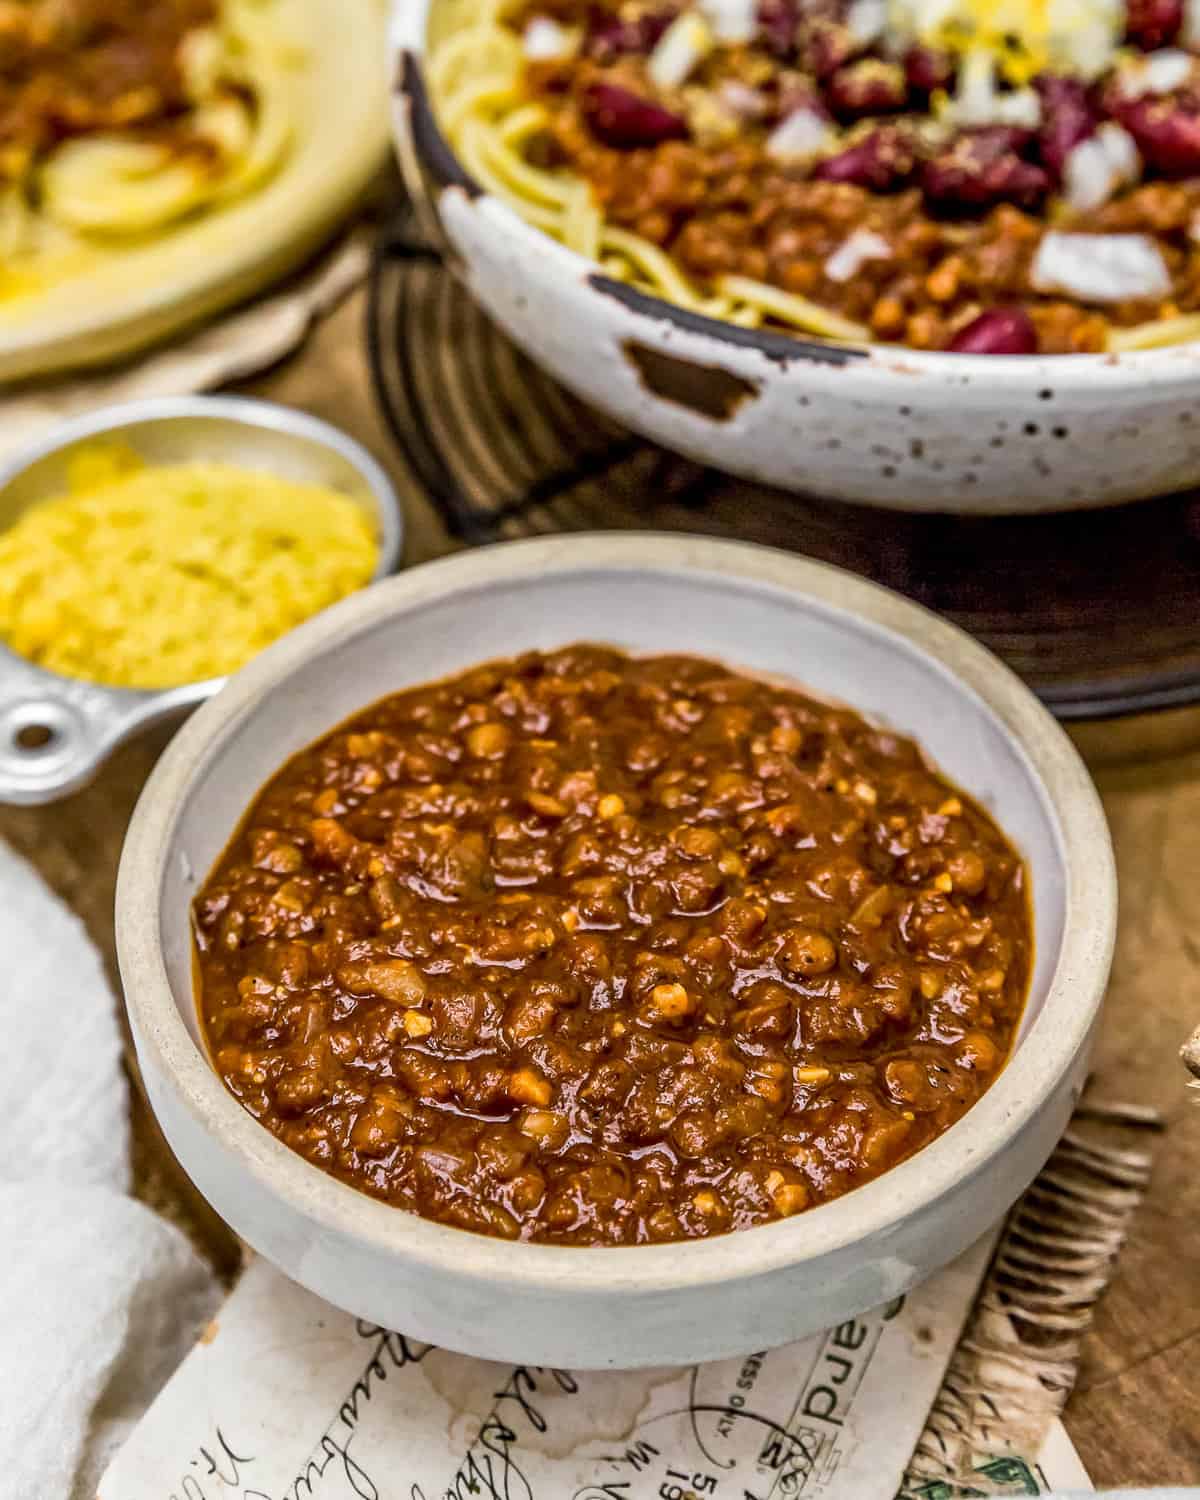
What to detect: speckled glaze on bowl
<box><xmin>116</xmin><ymin>535</ymin><xmax>1115</xmax><ymax>1367</ymax></box>
<box><xmin>391</xmin><ymin>0</ymin><xmax>1200</xmax><ymax>514</ymax></box>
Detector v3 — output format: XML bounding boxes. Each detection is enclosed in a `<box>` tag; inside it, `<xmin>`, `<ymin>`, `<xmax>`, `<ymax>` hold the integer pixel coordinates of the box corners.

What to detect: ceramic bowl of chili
<box><xmin>392</xmin><ymin>0</ymin><xmax>1200</xmax><ymax>513</ymax></box>
<box><xmin>116</xmin><ymin>534</ymin><xmax>1115</xmax><ymax>1367</ymax></box>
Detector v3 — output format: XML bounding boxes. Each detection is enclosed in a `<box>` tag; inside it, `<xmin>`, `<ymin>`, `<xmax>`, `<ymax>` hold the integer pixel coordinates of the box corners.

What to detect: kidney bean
<box><xmin>904</xmin><ymin>44</ymin><xmax>954</xmax><ymax>94</ymax></box>
<box><xmin>585</xmin><ymin>5</ymin><xmax>677</xmax><ymax>59</ymax></box>
<box><xmin>1125</xmin><ymin>0</ymin><xmax>1183</xmax><ymax>49</ymax></box>
<box><xmin>922</xmin><ymin>127</ymin><xmax>1050</xmax><ymax>210</ymax></box>
<box><xmin>824</xmin><ymin>59</ymin><xmax>907</xmax><ymax>119</ymax></box>
<box><xmin>972</xmin><ymin>124</ymin><xmax>1037</xmax><ymax>154</ymax></box>
<box><xmin>813</xmin><ymin>126</ymin><xmax>915</xmax><ymax>189</ymax></box>
<box><xmin>1112</xmin><ymin>95</ymin><xmax>1200</xmax><ymax>176</ymax></box>
<box><xmin>581</xmin><ymin>82</ymin><xmax>690</xmax><ymax>147</ymax></box>
<box><xmin>757</xmin><ymin>0</ymin><xmax>801</xmax><ymax>55</ymax></box>
<box><xmin>946</xmin><ymin>307</ymin><xmax>1039</xmax><ymax>353</ymax></box>
<box><xmin>1035</xmin><ymin>74</ymin><xmax>1096</xmax><ymax>177</ymax></box>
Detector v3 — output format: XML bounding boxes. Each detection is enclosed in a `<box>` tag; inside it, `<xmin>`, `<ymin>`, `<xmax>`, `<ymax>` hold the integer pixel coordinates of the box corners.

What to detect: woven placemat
<box><xmin>902</xmin><ymin>1103</ymin><xmax>1158</xmax><ymax>1494</ymax></box>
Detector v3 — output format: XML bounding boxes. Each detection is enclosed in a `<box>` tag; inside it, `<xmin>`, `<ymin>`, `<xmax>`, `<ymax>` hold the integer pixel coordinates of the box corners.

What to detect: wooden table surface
<box><xmin>5</xmin><ymin>288</ymin><xmax>1198</xmax><ymax>1490</ymax></box>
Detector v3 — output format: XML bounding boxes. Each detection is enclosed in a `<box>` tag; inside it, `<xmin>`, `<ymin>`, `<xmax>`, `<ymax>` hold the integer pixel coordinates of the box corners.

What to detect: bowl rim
<box><xmin>117</xmin><ymin>533</ymin><xmax>1116</xmax><ymax>1295</ymax></box>
<box><xmin>390</xmin><ymin>0</ymin><xmax>1200</xmax><ymax>383</ymax></box>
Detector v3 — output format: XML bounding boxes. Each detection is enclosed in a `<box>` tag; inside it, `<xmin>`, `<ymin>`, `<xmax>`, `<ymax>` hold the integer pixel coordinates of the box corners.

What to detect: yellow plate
<box><xmin>0</xmin><ymin>0</ymin><xmax>389</xmax><ymax>385</ymax></box>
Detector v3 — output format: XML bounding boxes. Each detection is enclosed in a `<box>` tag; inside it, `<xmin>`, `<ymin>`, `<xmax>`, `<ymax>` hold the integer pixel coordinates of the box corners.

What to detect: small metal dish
<box><xmin>0</xmin><ymin>395</ymin><xmax>404</xmax><ymax>806</ymax></box>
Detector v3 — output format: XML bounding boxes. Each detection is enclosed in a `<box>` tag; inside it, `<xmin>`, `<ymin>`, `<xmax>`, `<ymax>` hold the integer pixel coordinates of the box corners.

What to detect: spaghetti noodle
<box><xmin>426</xmin><ymin>0</ymin><xmax>1200</xmax><ymax>355</ymax></box>
<box><xmin>0</xmin><ymin>0</ymin><xmax>299</xmax><ymax>284</ymax></box>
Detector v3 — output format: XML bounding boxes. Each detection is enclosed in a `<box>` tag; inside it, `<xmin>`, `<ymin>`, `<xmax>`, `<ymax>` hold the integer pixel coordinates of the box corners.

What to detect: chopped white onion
<box><xmin>1097</xmin><ymin>120</ymin><xmax>1141</xmax><ymax>179</ymax></box>
<box><xmin>1118</xmin><ymin>47</ymin><xmax>1194</xmax><ymax>97</ymax></box>
<box><xmin>1146</xmin><ymin>47</ymin><xmax>1194</xmax><ymax>90</ymax></box>
<box><xmin>1031</xmin><ymin>232</ymin><xmax>1171</xmax><ymax>302</ymax></box>
<box><xmin>953</xmin><ymin>46</ymin><xmax>995</xmax><ymax>125</ymax></box>
<box><xmin>1055</xmin><ymin>12</ymin><xmax>1124</xmax><ymax>81</ymax></box>
<box><xmin>522</xmin><ymin>16</ymin><xmax>578</xmax><ymax>59</ymax></box>
<box><xmin>891</xmin><ymin>0</ymin><xmax>1122</xmax><ymax>81</ymax></box>
<box><xmin>765</xmin><ymin>107</ymin><xmax>833</xmax><ymax>162</ymax></box>
<box><xmin>992</xmin><ymin>87</ymin><xmax>1042</xmax><ymax>128</ymax></box>
<box><xmin>941</xmin><ymin>49</ymin><xmax>1043</xmax><ymax>127</ymax></box>
<box><xmin>846</xmin><ymin>0</ymin><xmax>888</xmax><ymax>45</ymax></box>
<box><xmin>647</xmin><ymin>12</ymin><xmax>713</xmax><ymax>89</ymax></box>
<box><xmin>1046</xmin><ymin>0</ymin><xmax>1124</xmax><ymax>80</ymax></box>
<box><xmin>1063</xmin><ymin>124</ymin><xmax>1140</xmax><ymax>211</ymax></box>
<box><xmin>887</xmin><ymin>0</ymin><xmax>966</xmax><ymax>46</ymax></box>
<box><xmin>824</xmin><ymin>228</ymin><xmax>892</xmax><ymax>282</ymax></box>
<box><xmin>1062</xmin><ymin>137</ymin><xmax>1111</xmax><ymax>212</ymax></box>
<box><xmin>697</xmin><ymin>0</ymin><xmax>757</xmax><ymax>42</ymax></box>
<box><xmin>718</xmin><ymin>80</ymin><xmax>770</xmax><ymax>117</ymax></box>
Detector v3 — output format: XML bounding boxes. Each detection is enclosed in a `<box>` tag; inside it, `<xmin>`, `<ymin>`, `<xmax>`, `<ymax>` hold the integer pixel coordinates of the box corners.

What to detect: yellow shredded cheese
<box><xmin>0</xmin><ymin>442</ymin><xmax>379</xmax><ymax>689</ymax></box>
<box><xmin>890</xmin><ymin>0</ymin><xmax>1124</xmax><ymax>85</ymax></box>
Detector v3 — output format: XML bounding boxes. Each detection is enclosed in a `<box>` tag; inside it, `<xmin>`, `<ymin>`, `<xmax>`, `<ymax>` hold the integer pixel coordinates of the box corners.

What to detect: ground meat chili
<box><xmin>0</xmin><ymin>0</ymin><xmax>217</xmax><ymax>183</ymax></box>
<box><xmin>500</xmin><ymin>0</ymin><xmax>1200</xmax><ymax>352</ymax></box>
<box><xmin>194</xmin><ymin>647</ymin><xmax>1031</xmax><ymax>1247</ymax></box>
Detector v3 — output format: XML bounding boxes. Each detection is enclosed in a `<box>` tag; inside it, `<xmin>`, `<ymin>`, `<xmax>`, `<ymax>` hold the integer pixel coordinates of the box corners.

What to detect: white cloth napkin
<box><xmin>0</xmin><ymin>839</ymin><xmax>220</xmax><ymax>1500</ymax></box>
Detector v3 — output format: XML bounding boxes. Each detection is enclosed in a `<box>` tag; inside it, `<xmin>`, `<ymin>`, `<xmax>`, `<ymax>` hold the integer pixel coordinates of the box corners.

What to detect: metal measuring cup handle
<box><xmin>0</xmin><ymin>646</ymin><xmax>215</xmax><ymax>806</ymax></box>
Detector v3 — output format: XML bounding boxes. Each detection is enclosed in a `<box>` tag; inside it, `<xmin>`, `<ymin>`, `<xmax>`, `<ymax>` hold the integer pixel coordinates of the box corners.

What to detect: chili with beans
<box><xmin>195</xmin><ymin>648</ymin><xmax>1031</xmax><ymax>1246</ymax></box>
<box><xmin>0</xmin><ymin>0</ymin><xmax>217</xmax><ymax>182</ymax></box>
<box><xmin>511</xmin><ymin>0</ymin><xmax>1200</xmax><ymax>352</ymax></box>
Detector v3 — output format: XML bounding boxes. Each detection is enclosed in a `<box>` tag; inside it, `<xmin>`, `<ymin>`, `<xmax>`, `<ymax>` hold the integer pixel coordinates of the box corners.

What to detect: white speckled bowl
<box><xmin>117</xmin><ymin>535</ymin><xmax>1115</xmax><ymax>1367</ymax></box>
<box><xmin>391</xmin><ymin>0</ymin><xmax>1200</xmax><ymax>513</ymax></box>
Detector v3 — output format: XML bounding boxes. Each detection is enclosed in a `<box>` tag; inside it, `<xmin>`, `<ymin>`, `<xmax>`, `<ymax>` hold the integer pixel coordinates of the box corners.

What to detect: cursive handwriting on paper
<box><xmin>169</xmin><ymin>1427</ymin><xmax>264</xmax><ymax>1500</ymax></box>
<box><xmin>281</xmin><ymin>1323</ymin><xmax>435</xmax><ymax>1500</ymax></box>
<box><xmin>419</xmin><ymin>1364</ymin><xmax>583</xmax><ymax>1500</ymax></box>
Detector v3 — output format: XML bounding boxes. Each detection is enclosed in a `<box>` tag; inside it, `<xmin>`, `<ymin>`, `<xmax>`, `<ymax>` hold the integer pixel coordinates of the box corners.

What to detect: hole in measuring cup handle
<box><xmin>14</xmin><ymin>722</ymin><xmax>56</xmax><ymax>751</ymax></box>
<box><xmin>0</xmin><ymin>648</ymin><xmax>157</xmax><ymax>805</ymax></box>
<box><xmin>0</xmin><ymin>690</ymin><xmax>100</xmax><ymax>803</ymax></box>
<box><xmin>6</xmin><ymin>699</ymin><xmax>76</xmax><ymax>756</ymax></box>
<box><xmin>0</xmin><ymin>648</ymin><xmax>219</xmax><ymax>804</ymax></box>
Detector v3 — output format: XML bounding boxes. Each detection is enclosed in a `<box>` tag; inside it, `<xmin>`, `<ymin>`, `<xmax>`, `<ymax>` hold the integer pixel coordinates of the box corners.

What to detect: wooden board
<box><xmin>4</xmin><ymin>291</ymin><xmax>1196</xmax><ymax>1488</ymax></box>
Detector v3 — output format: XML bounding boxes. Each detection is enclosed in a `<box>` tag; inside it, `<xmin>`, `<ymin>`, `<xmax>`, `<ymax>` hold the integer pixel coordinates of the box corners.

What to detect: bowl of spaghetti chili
<box><xmin>392</xmin><ymin>0</ymin><xmax>1200</xmax><ymax>511</ymax></box>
